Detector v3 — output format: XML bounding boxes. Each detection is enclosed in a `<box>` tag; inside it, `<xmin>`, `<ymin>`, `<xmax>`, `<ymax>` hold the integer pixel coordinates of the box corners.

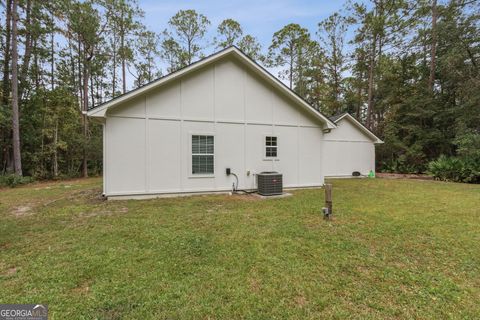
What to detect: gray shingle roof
<box><xmin>329</xmin><ymin>113</ymin><xmax>348</xmax><ymax>123</ymax></box>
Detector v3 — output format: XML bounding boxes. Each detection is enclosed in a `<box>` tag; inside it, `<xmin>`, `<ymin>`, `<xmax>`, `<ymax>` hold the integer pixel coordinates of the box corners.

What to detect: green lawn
<box><xmin>1</xmin><ymin>178</ymin><xmax>479</xmax><ymax>319</ymax></box>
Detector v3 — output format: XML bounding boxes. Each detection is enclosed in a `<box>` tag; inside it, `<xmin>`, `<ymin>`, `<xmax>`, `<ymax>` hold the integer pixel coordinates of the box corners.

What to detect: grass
<box><xmin>0</xmin><ymin>178</ymin><xmax>479</xmax><ymax>319</ymax></box>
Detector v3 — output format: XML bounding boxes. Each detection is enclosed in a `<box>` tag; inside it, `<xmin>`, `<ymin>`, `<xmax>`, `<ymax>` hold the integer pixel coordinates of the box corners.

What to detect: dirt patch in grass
<box><xmin>1</xmin><ymin>266</ymin><xmax>17</xmax><ymax>276</ymax></box>
<box><xmin>46</xmin><ymin>188</ymin><xmax>104</xmax><ymax>206</ymax></box>
<box><xmin>28</xmin><ymin>177</ymin><xmax>99</xmax><ymax>190</ymax></box>
<box><xmin>5</xmin><ymin>185</ymin><xmax>103</xmax><ymax>218</ymax></box>
<box><xmin>377</xmin><ymin>173</ymin><xmax>433</xmax><ymax>180</ymax></box>
<box><xmin>71</xmin><ymin>280</ymin><xmax>91</xmax><ymax>295</ymax></box>
<box><xmin>304</xmin><ymin>215</ymin><xmax>337</xmax><ymax>230</ymax></box>
<box><xmin>78</xmin><ymin>206</ymin><xmax>129</xmax><ymax>218</ymax></box>
<box><xmin>294</xmin><ymin>295</ymin><xmax>308</xmax><ymax>308</ymax></box>
<box><xmin>229</xmin><ymin>193</ymin><xmax>262</xmax><ymax>202</ymax></box>
<box><xmin>71</xmin><ymin>188</ymin><xmax>104</xmax><ymax>203</ymax></box>
<box><xmin>249</xmin><ymin>277</ymin><xmax>261</xmax><ymax>293</ymax></box>
<box><xmin>12</xmin><ymin>206</ymin><xmax>32</xmax><ymax>217</ymax></box>
<box><xmin>0</xmin><ymin>242</ymin><xmax>11</xmax><ymax>249</ymax></box>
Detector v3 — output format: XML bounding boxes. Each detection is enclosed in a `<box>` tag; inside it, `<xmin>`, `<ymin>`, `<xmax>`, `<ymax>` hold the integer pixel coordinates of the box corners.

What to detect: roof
<box><xmin>87</xmin><ymin>46</ymin><xmax>336</xmax><ymax>128</ymax></box>
<box><xmin>329</xmin><ymin>113</ymin><xmax>384</xmax><ymax>144</ymax></box>
<box><xmin>328</xmin><ymin>113</ymin><xmax>345</xmax><ymax>123</ymax></box>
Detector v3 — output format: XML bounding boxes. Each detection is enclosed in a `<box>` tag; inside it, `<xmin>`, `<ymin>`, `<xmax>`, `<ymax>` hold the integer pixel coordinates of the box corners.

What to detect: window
<box><xmin>192</xmin><ymin>135</ymin><xmax>214</xmax><ymax>174</ymax></box>
<box><xmin>265</xmin><ymin>136</ymin><xmax>278</xmax><ymax>158</ymax></box>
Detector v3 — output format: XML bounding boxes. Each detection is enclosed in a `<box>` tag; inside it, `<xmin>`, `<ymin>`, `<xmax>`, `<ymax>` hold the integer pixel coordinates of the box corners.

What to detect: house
<box><xmin>87</xmin><ymin>46</ymin><xmax>382</xmax><ymax>199</ymax></box>
<box><xmin>323</xmin><ymin>113</ymin><xmax>383</xmax><ymax>178</ymax></box>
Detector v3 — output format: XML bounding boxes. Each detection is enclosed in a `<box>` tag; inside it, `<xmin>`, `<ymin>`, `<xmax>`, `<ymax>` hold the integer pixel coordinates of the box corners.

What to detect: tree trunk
<box><xmin>90</xmin><ymin>73</ymin><xmax>95</xmax><ymax>107</ymax></box>
<box><xmin>112</xmin><ymin>35</ymin><xmax>117</xmax><ymax>97</ymax></box>
<box><xmin>18</xmin><ymin>0</ymin><xmax>32</xmax><ymax>101</ymax></box>
<box><xmin>1</xmin><ymin>0</ymin><xmax>12</xmax><ymax>174</ymax></box>
<box><xmin>121</xmin><ymin>36</ymin><xmax>126</xmax><ymax>94</ymax></box>
<box><xmin>67</xmin><ymin>35</ymin><xmax>76</xmax><ymax>100</ymax></box>
<box><xmin>366</xmin><ymin>35</ymin><xmax>377</xmax><ymax>130</ymax></box>
<box><xmin>332</xmin><ymin>39</ymin><xmax>340</xmax><ymax>109</ymax></box>
<box><xmin>289</xmin><ymin>45</ymin><xmax>293</xmax><ymax>89</ymax></box>
<box><xmin>2</xmin><ymin>0</ymin><xmax>12</xmax><ymax>106</ymax></box>
<box><xmin>78</xmin><ymin>40</ymin><xmax>83</xmax><ymax>105</ymax></box>
<box><xmin>50</xmin><ymin>10</ymin><xmax>55</xmax><ymax>90</ymax></box>
<box><xmin>53</xmin><ymin>118</ymin><xmax>58</xmax><ymax>178</ymax></box>
<box><xmin>82</xmin><ymin>53</ymin><xmax>90</xmax><ymax>178</ymax></box>
<box><xmin>428</xmin><ymin>0</ymin><xmax>437</xmax><ymax>92</ymax></box>
<box><xmin>33</xmin><ymin>39</ymin><xmax>39</xmax><ymax>90</ymax></box>
<box><xmin>11</xmin><ymin>0</ymin><xmax>22</xmax><ymax>176</ymax></box>
<box><xmin>120</xmin><ymin>11</ymin><xmax>126</xmax><ymax>94</ymax></box>
<box><xmin>356</xmin><ymin>75</ymin><xmax>362</xmax><ymax>120</ymax></box>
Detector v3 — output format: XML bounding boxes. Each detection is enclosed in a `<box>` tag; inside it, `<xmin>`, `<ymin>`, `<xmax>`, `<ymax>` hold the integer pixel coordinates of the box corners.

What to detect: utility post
<box><xmin>323</xmin><ymin>184</ymin><xmax>333</xmax><ymax>219</ymax></box>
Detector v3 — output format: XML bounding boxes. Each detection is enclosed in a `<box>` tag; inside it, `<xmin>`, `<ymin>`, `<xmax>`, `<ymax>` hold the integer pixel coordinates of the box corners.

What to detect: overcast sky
<box><xmin>141</xmin><ymin>0</ymin><xmax>349</xmax><ymax>44</ymax></box>
<box><xmin>121</xmin><ymin>0</ymin><xmax>352</xmax><ymax>88</ymax></box>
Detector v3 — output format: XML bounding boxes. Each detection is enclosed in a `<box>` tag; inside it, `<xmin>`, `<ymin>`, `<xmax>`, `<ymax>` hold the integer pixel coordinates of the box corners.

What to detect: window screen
<box><xmin>192</xmin><ymin>135</ymin><xmax>214</xmax><ymax>174</ymax></box>
<box><xmin>265</xmin><ymin>136</ymin><xmax>278</xmax><ymax>158</ymax></box>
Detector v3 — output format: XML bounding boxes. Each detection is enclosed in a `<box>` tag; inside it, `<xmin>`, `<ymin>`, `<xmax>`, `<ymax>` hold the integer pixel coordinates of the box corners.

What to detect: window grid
<box><xmin>265</xmin><ymin>136</ymin><xmax>278</xmax><ymax>158</ymax></box>
<box><xmin>192</xmin><ymin>135</ymin><xmax>214</xmax><ymax>174</ymax></box>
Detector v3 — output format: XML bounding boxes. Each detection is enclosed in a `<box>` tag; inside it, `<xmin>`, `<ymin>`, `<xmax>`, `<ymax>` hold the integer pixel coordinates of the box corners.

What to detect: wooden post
<box><xmin>324</xmin><ymin>184</ymin><xmax>333</xmax><ymax>219</ymax></box>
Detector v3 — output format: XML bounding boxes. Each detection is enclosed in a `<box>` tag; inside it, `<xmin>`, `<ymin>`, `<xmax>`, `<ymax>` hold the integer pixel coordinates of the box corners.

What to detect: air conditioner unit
<box><xmin>257</xmin><ymin>172</ymin><xmax>283</xmax><ymax>196</ymax></box>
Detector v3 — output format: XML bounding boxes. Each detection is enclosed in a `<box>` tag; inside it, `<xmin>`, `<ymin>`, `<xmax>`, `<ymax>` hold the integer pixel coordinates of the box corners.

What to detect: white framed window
<box><xmin>191</xmin><ymin>135</ymin><xmax>214</xmax><ymax>175</ymax></box>
<box><xmin>265</xmin><ymin>136</ymin><xmax>278</xmax><ymax>158</ymax></box>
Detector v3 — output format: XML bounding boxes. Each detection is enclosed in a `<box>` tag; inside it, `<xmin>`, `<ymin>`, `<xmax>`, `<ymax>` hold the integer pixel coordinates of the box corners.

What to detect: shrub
<box><xmin>428</xmin><ymin>155</ymin><xmax>480</xmax><ymax>183</ymax></box>
<box><xmin>461</xmin><ymin>158</ymin><xmax>480</xmax><ymax>183</ymax></box>
<box><xmin>380</xmin><ymin>155</ymin><xmax>424</xmax><ymax>174</ymax></box>
<box><xmin>0</xmin><ymin>174</ymin><xmax>34</xmax><ymax>188</ymax></box>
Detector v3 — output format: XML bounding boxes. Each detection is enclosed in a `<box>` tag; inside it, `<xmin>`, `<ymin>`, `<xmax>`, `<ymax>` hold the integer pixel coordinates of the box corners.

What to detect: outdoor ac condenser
<box><xmin>257</xmin><ymin>172</ymin><xmax>283</xmax><ymax>196</ymax></box>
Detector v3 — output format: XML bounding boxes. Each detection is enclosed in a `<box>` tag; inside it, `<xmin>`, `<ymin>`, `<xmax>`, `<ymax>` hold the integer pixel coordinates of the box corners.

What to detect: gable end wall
<box><xmin>103</xmin><ymin>56</ymin><xmax>325</xmax><ymax>196</ymax></box>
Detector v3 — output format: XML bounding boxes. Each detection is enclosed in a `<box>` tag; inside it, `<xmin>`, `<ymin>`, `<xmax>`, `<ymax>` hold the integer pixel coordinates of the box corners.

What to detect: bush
<box><xmin>461</xmin><ymin>158</ymin><xmax>480</xmax><ymax>183</ymax></box>
<box><xmin>428</xmin><ymin>155</ymin><xmax>480</xmax><ymax>183</ymax></box>
<box><xmin>0</xmin><ymin>174</ymin><xmax>34</xmax><ymax>188</ymax></box>
<box><xmin>380</xmin><ymin>155</ymin><xmax>424</xmax><ymax>174</ymax></box>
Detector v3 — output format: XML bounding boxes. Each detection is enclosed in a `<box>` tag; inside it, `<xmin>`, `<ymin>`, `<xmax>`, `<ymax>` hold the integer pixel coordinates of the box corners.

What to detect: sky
<box><xmin>134</xmin><ymin>0</ymin><xmax>351</xmax><ymax>84</ymax></box>
<box><xmin>140</xmin><ymin>0</ymin><xmax>349</xmax><ymax>46</ymax></box>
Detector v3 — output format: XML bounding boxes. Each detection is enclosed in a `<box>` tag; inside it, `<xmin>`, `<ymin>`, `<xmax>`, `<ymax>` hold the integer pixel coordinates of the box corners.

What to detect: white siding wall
<box><xmin>104</xmin><ymin>57</ymin><xmax>325</xmax><ymax>196</ymax></box>
<box><xmin>322</xmin><ymin>119</ymin><xmax>376</xmax><ymax>177</ymax></box>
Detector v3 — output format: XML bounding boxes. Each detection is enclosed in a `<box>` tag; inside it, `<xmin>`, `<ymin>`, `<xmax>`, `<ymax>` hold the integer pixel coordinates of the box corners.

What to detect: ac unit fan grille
<box><xmin>257</xmin><ymin>172</ymin><xmax>283</xmax><ymax>196</ymax></box>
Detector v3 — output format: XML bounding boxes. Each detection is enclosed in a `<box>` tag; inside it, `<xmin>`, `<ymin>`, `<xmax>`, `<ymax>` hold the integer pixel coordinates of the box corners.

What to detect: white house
<box><xmin>323</xmin><ymin>113</ymin><xmax>383</xmax><ymax>178</ymax></box>
<box><xmin>87</xmin><ymin>46</ymin><xmax>382</xmax><ymax>199</ymax></box>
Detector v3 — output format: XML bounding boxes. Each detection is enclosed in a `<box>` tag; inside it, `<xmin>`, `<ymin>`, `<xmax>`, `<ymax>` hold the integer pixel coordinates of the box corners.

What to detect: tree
<box><xmin>105</xmin><ymin>0</ymin><xmax>144</xmax><ymax>94</ymax></box>
<box><xmin>374</xmin><ymin>0</ymin><xmax>480</xmax><ymax>173</ymax></box>
<box><xmin>160</xmin><ymin>9</ymin><xmax>210</xmax><ymax>71</ymax></box>
<box><xmin>0</xmin><ymin>0</ymin><xmax>155</xmax><ymax>179</ymax></box>
<box><xmin>160</xmin><ymin>37</ymin><xmax>186</xmax><ymax>73</ymax></box>
<box><xmin>237</xmin><ymin>35</ymin><xmax>263</xmax><ymax>61</ymax></box>
<box><xmin>130</xmin><ymin>29</ymin><xmax>161</xmax><ymax>87</ymax></box>
<box><xmin>214</xmin><ymin>18</ymin><xmax>242</xmax><ymax>49</ymax></box>
<box><xmin>268</xmin><ymin>23</ymin><xmax>313</xmax><ymax>90</ymax></box>
<box><xmin>302</xmin><ymin>43</ymin><xmax>328</xmax><ymax>110</ymax></box>
<box><xmin>350</xmin><ymin>0</ymin><xmax>412</xmax><ymax>130</ymax></box>
<box><xmin>318</xmin><ymin>13</ymin><xmax>349</xmax><ymax>115</ymax></box>
<box><xmin>68</xmin><ymin>1</ymin><xmax>104</xmax><ymax>178</ymax></box>
<box><xmin>10</xmin><ymin>0</ymin><xmax>21</xmax><ymax>175</ymax></box>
